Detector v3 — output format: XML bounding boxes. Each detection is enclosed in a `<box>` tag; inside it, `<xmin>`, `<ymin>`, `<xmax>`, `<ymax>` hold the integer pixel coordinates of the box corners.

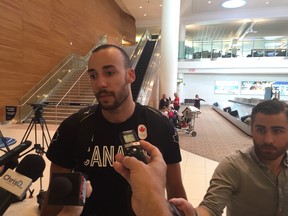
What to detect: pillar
<box><xmin>159</xmin><ymin>0</ymin><xmax>181</xmax><ymax>101</ymax></box>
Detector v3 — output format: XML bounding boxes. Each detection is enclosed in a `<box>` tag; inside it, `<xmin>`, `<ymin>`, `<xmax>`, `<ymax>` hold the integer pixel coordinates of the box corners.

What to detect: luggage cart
<box><xmin>177</xmin><ymin>106</ymin><xmax>200</xmax><ymax>137</ymax></box>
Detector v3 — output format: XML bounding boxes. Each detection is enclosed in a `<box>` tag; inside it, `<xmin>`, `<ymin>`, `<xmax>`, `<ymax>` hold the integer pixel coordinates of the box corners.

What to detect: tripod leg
<box><xmin>39</xmin><ymin>121</ymin><xmax>51</xmax><ymax>149</ymax></box>
<box><xmin>20</xmin><ymin>120</ymin><xmax>36</xmax><ymax>143</ymax></box>
<box><xmin>43</xmin><ymin>121</ymin><xmax>52</xmax><ymax>141</ymax></box>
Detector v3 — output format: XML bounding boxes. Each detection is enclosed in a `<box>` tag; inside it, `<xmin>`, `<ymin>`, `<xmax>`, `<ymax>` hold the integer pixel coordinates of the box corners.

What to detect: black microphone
<box><xmin>0</xmin><ymin>154</ymin><xmax>46</xmax><ymax>215</ymax></box>
<box><xmin>0</xmin><ymin>141</ymin><xmax>32</xmax><ymax>166</ymax></box>
<box><xmin>0</xmin><ymin>159</ymin><xmax>19</xmax><ymax>176</ymax></box>
<box><xmin>48</xmin><ymin>172</ymin><xmax>87</xmax><ymax>206</ymax></box>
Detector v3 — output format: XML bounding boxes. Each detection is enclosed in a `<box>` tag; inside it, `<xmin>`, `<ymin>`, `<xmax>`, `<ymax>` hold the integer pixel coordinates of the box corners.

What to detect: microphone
<box><xmin>0</xmin><ymin>154</ymin><xmax>46</xmax><ymax>215</ymax></box>
<box><xmin>0</xmin><ymin>159</ymin><xmax>19</xmax><ymax>175</ymax></box>
<box><xmin>48</xmin><ymin>172</ymin><xmax>87</xmax><ymax>206</ymax></box>
<box><xmin>0</xmin><ymin>141</ymin><xmax>32</xmax><ymax>166</ymax></box>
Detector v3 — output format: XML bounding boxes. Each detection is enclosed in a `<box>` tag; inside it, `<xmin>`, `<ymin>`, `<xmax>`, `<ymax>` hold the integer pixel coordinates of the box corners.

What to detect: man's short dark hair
<box><xmin>251</xmin><ymin>99</ymin><xmax>288</xmax><ymax>126</ymax></box>
<box><xmin>92</xmin><ymin>44</ymin><xmax>132</xmax><ymax>69</ymax></box>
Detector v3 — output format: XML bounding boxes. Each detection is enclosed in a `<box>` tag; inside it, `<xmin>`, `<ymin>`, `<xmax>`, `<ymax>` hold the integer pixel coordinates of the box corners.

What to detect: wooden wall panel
<box><xmin>0</xmin><ymin>0</ymin><xmax>135</xmax><ymax>122</ymax></box>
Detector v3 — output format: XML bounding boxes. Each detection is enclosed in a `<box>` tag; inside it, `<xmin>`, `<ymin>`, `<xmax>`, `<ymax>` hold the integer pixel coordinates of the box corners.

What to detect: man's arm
<box><xmin>166</xmin><ymin>163</ymin><xmax>187</xmax><ymax>200</ymax></box>
<box><xmin>40</xmin><ymin>163</ymin><xmax>72</xmax><ymax>216</ymax></box>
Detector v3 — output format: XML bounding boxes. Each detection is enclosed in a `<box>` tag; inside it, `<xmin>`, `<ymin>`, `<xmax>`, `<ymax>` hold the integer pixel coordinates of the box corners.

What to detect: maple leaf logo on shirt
<box><xmin>138</xmin><ymin>124</ymin><xmax>147</xmax><ymax>140</ymax></box>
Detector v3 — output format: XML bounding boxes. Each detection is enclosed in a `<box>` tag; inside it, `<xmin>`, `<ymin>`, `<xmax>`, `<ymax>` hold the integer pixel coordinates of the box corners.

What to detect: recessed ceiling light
<box><xmin>222</xmin><ymin>0</ymin><xmax>246</xmax><ymax>8</ymax></box>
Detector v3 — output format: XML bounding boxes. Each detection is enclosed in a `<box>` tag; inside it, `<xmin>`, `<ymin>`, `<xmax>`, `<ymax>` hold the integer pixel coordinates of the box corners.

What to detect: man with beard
<box><xmin>167</xmin><ymin>99</ymin><xmax>288</xmax><ymax>216</ymax></box>
<box><xmin>41</xmin><ymin>44</ymin><xmax>187</xmax><ymax>216</ymax></box>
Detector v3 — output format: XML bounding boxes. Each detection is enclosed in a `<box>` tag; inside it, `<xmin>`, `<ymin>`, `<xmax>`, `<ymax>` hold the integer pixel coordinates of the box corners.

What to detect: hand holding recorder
<box><xmin>115</xmin><ymin>134</ymin><xmax>184</xmax><ymax>216</ymax></box>
<box><xmin>114</xmin><ymin>139</ymin><xmax>172</xmax><ymax>216</ymax></box>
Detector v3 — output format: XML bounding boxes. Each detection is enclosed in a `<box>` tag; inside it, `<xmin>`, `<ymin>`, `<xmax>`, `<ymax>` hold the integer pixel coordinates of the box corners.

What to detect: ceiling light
<box><xmin>222</xmin><ymin>0</ymin><xmax>246</xmax><ymax>8</ymax></box>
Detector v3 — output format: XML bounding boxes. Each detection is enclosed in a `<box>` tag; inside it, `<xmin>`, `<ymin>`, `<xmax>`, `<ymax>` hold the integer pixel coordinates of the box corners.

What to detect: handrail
<box><xmin>19</xmin><ymin>54</ymin><xmax>83</xmax><ymax>106</ymax></box>
<box><xmin>83</xmin><ymin>35</ymin><xmax>107</xmax><ymax>61</ymax></box>
<box><xmin>137</xmin><ymin>32</ymin><xmax>162</xmax><ymax>105</ymax></box>
<box><xmin>55</xmin><ymin>68</ymin><xmax>89</xmax><ymax>123</ymax></box>
<box><xmin>130</xmin><ymin>29</ymin><xmax>151</xmax><ymax>69</ymax></box>
<box><xmin>56</xmin><ymin>69</ymin><xmax>89</xmax><ymax>107</ymax></box>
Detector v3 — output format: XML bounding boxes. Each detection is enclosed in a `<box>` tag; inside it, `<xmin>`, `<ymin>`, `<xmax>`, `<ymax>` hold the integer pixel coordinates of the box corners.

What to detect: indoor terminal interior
<box><xmin>1</xmin><ymin>0</ymin><xmax>288</xmax><ymax>215</ymax></box>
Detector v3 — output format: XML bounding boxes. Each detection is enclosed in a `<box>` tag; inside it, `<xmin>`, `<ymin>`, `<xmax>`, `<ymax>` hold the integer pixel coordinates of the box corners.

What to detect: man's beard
<box><xmin>95</xmin><ymin>83</ymin><xmax>130</xmax><ymax>111</ymax></box>
<box><xmin>254</xmin><ymin>141</ymin><xmax>288</xmax><ymax>161</ymax></box>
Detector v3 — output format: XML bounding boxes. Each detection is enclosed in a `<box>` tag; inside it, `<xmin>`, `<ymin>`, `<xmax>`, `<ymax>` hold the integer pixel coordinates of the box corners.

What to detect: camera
<box><xmin>30</xmin><ymin>104</ymin><xmax>45</xmax><ymax>119</ymax></box>
<box><xmin>119</xmin><ymin>130</ymin><xmax>147</xmax><ymax>163</ymax></box>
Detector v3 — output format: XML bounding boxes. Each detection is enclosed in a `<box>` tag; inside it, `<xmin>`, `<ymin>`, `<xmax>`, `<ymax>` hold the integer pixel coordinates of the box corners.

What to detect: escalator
<box><xmin>131</xmin><ymin>40</ymin><xmax>156</xmax><ymax>101</ymax></box>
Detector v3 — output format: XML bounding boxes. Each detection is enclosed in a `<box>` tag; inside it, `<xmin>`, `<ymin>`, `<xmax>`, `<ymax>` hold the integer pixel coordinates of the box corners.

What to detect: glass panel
<box><xmin>181</xmin><ymin>36</ymin><xmax>288</xmax><ymax>59</ymax></box>
<box><xmin>242</xmin><ymin>39</ymin><xmax>254</xmax><ymax>57</ymax></box>
<box><xmin>253</xmin><ymin>39</ymin><xmax>265</xmax><ymax>57</ymax></box>
<box><xmin>192</xmin><ymin>41</ymin><xmax>202</xmax><ymax>59</ymax></box>
<box><xmin>221</xmin><ymin>40</ymin><xmax>233</xmax><ymax>58</ymax></box>
<box><xmin>184</xmin><ymin>39</ymin><xmax>193</xmax><ymax>60</ymax></box>
<box><xmin>211</xmin><ymin>41</ymin><xmax>223</xmax><ymax>59</ymax></box>
<box><xmin>201</xmin><ymin>41</ymin><xmax>211</xmax><ymax>58</ymax></box>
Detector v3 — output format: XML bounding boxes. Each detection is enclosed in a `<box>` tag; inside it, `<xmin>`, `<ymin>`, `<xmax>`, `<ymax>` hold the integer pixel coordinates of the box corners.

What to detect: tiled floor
<box><xmin>1</xmin><ymin>122</ymin><xmax>219</xmax><ymax>216</ymax></box>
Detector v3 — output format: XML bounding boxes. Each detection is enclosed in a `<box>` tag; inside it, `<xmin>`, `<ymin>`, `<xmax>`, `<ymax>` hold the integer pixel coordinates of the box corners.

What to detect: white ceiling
<box><xmin>115</xmin><ymin>0</ymin><xmax>288</xmax><ymax>41</ymax></box>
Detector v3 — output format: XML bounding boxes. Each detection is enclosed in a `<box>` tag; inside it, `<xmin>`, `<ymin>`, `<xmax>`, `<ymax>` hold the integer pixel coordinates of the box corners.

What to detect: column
<box><xmin>159</xmin><ymin>0</ymin><xmax>181</xmax><ymax>101</ymax></box>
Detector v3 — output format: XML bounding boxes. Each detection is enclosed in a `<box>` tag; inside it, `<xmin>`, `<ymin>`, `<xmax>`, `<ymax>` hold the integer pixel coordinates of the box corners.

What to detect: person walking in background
<box><xmin>172</xmin><ymin>92</ymin><xmax>180</xmax><ymax>111</ymax></box>
<box><xmin>194</xmin><ymin>94</ymin><xmax>205</xmax><ymax>110</ymax></box>
<box><xmin>159</xmin><ymin>93</ymin><xmax>170</xmax><ymax>110</ymax></box>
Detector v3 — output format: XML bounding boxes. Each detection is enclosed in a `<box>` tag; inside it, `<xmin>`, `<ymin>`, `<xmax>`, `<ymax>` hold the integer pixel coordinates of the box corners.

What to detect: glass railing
<box><xmin>137</xmin><ymin>34</ymin><xmax>162</xmax><ymax>105</ymax></box>
<box><xmin>130</xmin><ymin>29</ymin><xmax>152</xmax><ymax>69</ymax></box>
<box><xmin>18</xmin><ymin>35</ymin><xmax>107</xmax><ymax>121</ymax></box>
<box><xmin>182</xmin><ymin>37</ymin><xmax>288</xmax><ymax>60</ymax></box>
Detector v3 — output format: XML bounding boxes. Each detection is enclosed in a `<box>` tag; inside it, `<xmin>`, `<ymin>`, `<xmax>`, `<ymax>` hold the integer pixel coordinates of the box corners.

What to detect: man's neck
<box><xmin>102</xmin><ymin>100</ymin><xmax>136</xmax><ymax>123</ymax></box>
<box><xmin>261</xmin><ymin>156</ymin><xmax>284</xmax><ymax>176</ymax></box>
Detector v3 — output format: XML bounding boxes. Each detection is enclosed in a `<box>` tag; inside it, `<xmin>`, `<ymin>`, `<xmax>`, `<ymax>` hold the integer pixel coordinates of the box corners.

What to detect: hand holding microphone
<box><xmin>48</xmin><ymin>172</ymin><xmax>88</xmax><ymax>206</ymax></box>
<box><xmin>55</xmin><ymin>180</ymin><xmax>92</xmax><ymax>216</ymax></box>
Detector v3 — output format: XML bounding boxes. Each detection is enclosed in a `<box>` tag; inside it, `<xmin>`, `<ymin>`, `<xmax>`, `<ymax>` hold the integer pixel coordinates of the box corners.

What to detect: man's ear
<box><xmin>127</xmin><ymin>68</ymin><xmax>136</xmax><ymax>83</ymax></box>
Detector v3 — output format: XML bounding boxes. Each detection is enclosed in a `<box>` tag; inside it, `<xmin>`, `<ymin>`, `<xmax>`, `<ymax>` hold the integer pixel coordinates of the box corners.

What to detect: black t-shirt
<box><xmin>46</xmin><ymin>103</ymin><xmax>181</xmax><ymax>216</ymax></box>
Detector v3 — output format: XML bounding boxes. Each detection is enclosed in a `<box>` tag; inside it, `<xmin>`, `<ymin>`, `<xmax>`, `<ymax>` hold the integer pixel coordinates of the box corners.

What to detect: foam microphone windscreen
<box><xmin>0</xmin><ymin>154</ymin><xmax>45</xmax><ymax>215</ymax></box>
<box><xmin>49</xmin><ymin>176</ymin><xmax>73</xmax><ymax>199</ymax></box>
<box><xmin>48</xmin><ymin>172</ymin><xmax>86</xmax><ymax>206</ymax></box>
<box><xmin>16</xmin><ymin>154</ymin><xmax>46</xmax><ymax>182</ymax></box>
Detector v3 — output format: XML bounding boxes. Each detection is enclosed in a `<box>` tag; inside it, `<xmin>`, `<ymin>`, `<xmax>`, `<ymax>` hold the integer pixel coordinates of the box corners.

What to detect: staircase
<box><xmin>42</xmin><ymin>70</ymin><xmax>95</xmax><ymax>125</ymax></box>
